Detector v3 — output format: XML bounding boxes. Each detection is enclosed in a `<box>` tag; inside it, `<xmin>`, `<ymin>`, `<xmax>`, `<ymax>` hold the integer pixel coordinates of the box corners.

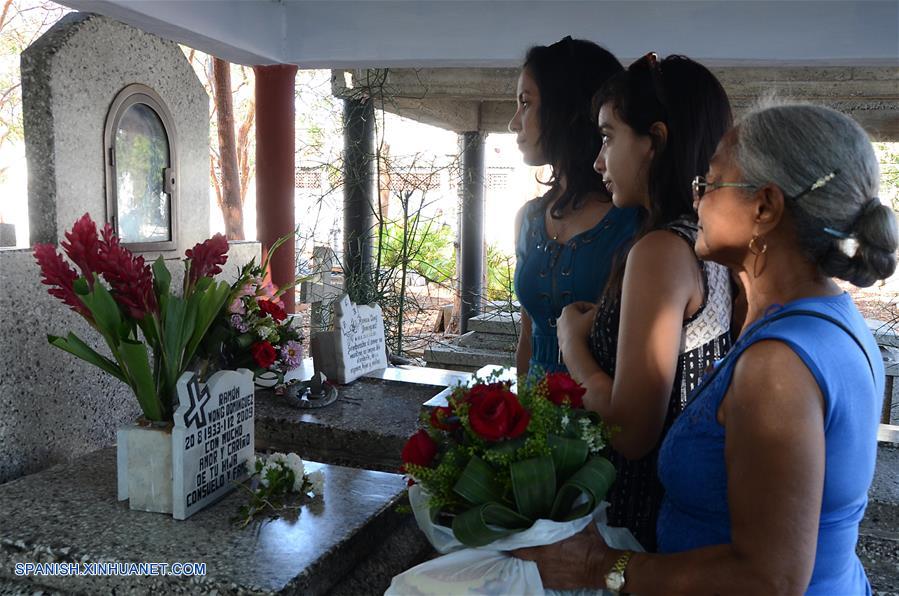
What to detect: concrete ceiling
<box><xmin>58</xmin><ymin>1</ymin><xmax>899</xmax><ymax>68</ymax></box>
<box><xmin>56</xmin><ymin>0</ymin><xmax>899</xmax><ymax>139</ymax></box>
<box><xmin>333</xmin><ymin>65</ymin><xmax>899</xmax><ymax>139</ymax></box>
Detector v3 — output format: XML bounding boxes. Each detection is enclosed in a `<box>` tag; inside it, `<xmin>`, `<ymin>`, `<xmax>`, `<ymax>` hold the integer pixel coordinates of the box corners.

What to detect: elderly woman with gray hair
<box><xmin>515</xmin><ymin>102</ymin><xmax>897</xmax><ymax>595</ymax></box>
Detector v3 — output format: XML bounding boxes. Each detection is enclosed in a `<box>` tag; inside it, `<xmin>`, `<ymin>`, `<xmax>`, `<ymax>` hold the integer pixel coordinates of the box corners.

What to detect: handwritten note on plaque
<box><xmin>311</xmin><ymin>294</ymin><xmax>387</xmax><ymax>384</ymax></box>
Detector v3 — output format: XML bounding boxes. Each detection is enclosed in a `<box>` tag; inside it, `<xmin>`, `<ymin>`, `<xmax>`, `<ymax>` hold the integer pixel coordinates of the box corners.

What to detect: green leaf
<box><xmin>162</xmin><ymin>295</ymin><xmax>188</xmax><ymax>389</ymax></box>
<box><xmin>152</xmin><ymin>256</ymin><xmax>171</xmax><ymax>300</ymax></box>
<box><xmin>78</xmin><ymin>280</ymin><xmax>124</xmax><ymax>343</ymax></box>
<box><xmin>119</xmin><ymin>339</ymin><xmax>163</xmax><ymax>421</ymax></box>
<box><xmin>548</xmin><ymin>434</ymin><xmax>589</xmax><ymax>483</ymax></box>
<box><xmin>452</xmin><ymin>502</ymin><xmax>533</xmax><ymax>547</ymax></box>
<box><xmin>486</xmin><ymin>436</ymin><xmax>525</xmax><ymax>458</ymax></box>
<box><xmin>48</xmin><ymin>333</ymin><xmax>127</xmax><ymax>383</ymax></box>
<box><xmin>452</xmin><ymin>456</ymin><xmax>505</xmax><ymax>505</ymax></box>
<box><xmin>183</xmin><ymin>280</ymin><xmax>230</xmax><ymax>367</ymax></box>
<box><xmin>236</xmin><ymin>332</ymin><xmax>255</xmax><ymax>349</ymax></box>
<box><xmin>510</xmin><ymin>455</ymin><xmax>556</xmax><ymax>520</ymax></box>
<box><xmin>550</xmin><ymin>456</ymin><xmax>616</xmax><ymax>521</ymax></box>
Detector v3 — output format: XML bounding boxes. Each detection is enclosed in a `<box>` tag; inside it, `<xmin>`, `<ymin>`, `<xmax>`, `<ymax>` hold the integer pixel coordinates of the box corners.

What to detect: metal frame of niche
<box><xmin>103</xmin><ymin>83</ymin><xmax>179</xmax><ymax>252</ymax></box>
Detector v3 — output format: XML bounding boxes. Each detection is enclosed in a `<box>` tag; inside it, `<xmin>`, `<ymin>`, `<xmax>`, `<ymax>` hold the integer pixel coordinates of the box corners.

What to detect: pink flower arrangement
<box><xmin>203</xmin><ymin>235</ymin><xmax>305</xmax><ymax>386</ymax></box>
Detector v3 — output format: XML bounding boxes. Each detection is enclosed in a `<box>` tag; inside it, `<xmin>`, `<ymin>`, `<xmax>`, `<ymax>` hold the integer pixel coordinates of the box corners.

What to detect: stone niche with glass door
<box><xmin>0</xmin><ymin>12</ymin><xmax>258</xmax><ymax>485</ymax></box>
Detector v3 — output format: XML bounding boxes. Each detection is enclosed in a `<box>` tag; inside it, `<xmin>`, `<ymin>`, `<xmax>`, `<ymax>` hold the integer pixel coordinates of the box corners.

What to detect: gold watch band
<box><xmin>612</xmin><ymin>550</ymin><xmax>633</xmax><ymax>575</ymax></box>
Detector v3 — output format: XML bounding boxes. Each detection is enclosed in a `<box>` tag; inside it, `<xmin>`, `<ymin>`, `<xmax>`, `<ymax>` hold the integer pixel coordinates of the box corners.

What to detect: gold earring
<box><xmin>748</xmin><ymin>235</ymin><xmax>768</xmax><ymax>256</ymax></box>
<box><xmin>749</xmin><ymin>235</ymin><xmax>768</xmax><ymax>277</ymax></box>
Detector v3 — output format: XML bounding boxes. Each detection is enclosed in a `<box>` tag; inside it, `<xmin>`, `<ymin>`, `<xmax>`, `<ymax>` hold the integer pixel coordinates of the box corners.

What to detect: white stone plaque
<box><xmin>311</xmin><ymin>294</ymin><xmax>388</xmax><ymax>384</ymax></box>
<box><xmin>172</xmin><ymin>369</ymin><xmax>254</xmax><ymax>520</ymax></box>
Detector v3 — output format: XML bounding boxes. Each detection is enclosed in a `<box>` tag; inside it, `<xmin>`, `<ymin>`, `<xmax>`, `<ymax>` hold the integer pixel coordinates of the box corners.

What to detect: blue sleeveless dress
<box><xmin>514</xmin><ymin>197</ymin><xmax>639</xmax><ymax>374</ymax></box>
<box><xmin>657</xmin><ymin>293</ymin><xmax>882</xmax><ymax>595</ymax></box>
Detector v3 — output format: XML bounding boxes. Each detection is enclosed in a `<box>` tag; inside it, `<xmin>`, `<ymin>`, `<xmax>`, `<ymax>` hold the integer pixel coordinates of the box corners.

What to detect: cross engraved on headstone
<box><xmin>171</xmin><ymin>368</ymin><xmax>255</xmax><ymax>520</ymax></box>
<box><xmin>182</xmin><ymin>375</ymin><xmax>211</xmax><ymax>429</ymax></box>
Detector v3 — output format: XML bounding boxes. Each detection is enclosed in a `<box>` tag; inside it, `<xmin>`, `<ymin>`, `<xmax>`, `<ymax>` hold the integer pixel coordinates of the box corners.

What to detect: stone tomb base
<box><xmin>0</xmin><ymin>448</ymin><xmax>430</xmax><ymax>595</ymax></box>
<box><xmin>255</xmin><ymin>376</ymin><xmax>452</xmax><ymax>473</ymax></box>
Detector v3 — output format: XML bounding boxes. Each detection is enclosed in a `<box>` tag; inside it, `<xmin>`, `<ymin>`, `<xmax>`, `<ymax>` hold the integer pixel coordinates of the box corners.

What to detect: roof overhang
<box><xmin>58</xmin><ymin>1</ymin><xmax>899</xmax><ymax>68</ymax></box>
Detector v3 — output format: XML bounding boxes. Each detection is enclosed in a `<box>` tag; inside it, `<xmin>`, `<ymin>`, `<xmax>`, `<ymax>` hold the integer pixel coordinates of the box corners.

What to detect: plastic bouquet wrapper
<box><xmin>390</xmin><ymin>371</ymin><xmax>642</xmax><ymax>595</ymax></box>
<box><xmin>388</xmin><ymin>487</ymin><xmax>642</xmax><ymax>595</ymax></box>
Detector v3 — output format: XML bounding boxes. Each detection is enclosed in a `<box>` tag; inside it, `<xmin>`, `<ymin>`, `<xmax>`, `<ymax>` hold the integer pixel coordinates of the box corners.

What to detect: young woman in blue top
<box><xmin>516</xmin><ymin>103</ymin><xmax>897</xmax><ymax>594</ymax></box>
<box><xmin>510</xmin><ymin>37</ymin><xmax>640</xmax><ymax>376</ymax></box>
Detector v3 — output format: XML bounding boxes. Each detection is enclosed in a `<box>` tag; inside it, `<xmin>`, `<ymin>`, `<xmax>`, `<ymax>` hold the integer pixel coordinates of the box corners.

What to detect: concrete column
<box><xmin>254</xmin><ymin>64</ymin><xmax>297</xmax><ymax>312</ymax></box>
<box><xmin>343</xmin><ymin>98</ymin><xmax>376</xmax><ymax>296</ymax></box>
<box><xmin>459</xmin><ymin>131</ymin><xmax>486</xmax><ymax>333</ymax></box>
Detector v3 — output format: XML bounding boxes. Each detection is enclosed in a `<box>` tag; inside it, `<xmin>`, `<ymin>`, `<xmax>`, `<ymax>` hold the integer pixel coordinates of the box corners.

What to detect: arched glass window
<box><xmin>104</xmin><ymin>84</ymin><xmax>178</xmax><ymax>251</ymax></box>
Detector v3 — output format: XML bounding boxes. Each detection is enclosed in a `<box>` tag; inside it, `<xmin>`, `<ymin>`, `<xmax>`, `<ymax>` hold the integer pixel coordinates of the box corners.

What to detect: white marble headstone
<box><xmin>171</xmin><ymin>369</ymin><xmax>254</xmax><ymax>520</ymax></box>
<box><xmin>311</xmin><ymin>294</ymin><xmax>388</xmax><ymax>384</ymax></box>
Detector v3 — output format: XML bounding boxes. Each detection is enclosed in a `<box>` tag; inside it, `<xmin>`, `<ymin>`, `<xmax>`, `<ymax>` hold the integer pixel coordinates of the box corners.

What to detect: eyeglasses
<box><xmin>692</xmin><ymin>176</ymin><xmax>755</xmax><ymax>203</ymax></box>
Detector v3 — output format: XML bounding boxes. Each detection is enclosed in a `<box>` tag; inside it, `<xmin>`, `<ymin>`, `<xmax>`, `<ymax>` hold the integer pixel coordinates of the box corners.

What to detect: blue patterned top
<box><xmin>658</xmin><ymin>293</ymin><xmax>882</xmax><ymax>595</ymax></box>
<box><xmin>514</xmin><ymin>197</ymin><xmax>639</xmax><ymax>374</ymax></box>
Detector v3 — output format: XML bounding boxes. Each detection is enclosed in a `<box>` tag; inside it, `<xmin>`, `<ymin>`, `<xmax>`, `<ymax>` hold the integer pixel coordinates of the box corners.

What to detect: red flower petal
<box><xmin>185</xmin><ymin>233</ymin><xmax>229</xmax><ymax>285</ymax></box>
<box><xmin>33</xmin><ymin>243</ymin><xmax>91</xmax><ymax>319</ymax></box>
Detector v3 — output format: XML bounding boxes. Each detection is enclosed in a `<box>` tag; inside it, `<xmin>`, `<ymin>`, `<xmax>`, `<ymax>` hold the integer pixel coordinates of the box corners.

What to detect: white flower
<box><xmin>249</xmin><ymin>455</ymin><xmax>262</xmax><ymax>473</ymax></box>
<box><xmin>285</xmin><ymin>454</ymin><xmax>305</xmax><ymax>487</ymax></box>
<box><xmin>257</xmin><ymin>326</ymin><xmax>272</xmax><ymax>340</ymax></box>
<box><xmin>561</xmin><ymin>414</ymin><xmax>570</xmax><ymax>427</ymax></box>
<box><xmin>307</xmin><ymin>469</ymin><xmax>325</xmax><ymax>495</ymax></box>
<box><xmin>268</xmin><ymin>452</ymin><xmax>287</xmax><ymax>465</ymax></box>
<box><xmin>259</xmin><ymin>462</ymin><xmax>279</xmax><ymax>487</ymax></box>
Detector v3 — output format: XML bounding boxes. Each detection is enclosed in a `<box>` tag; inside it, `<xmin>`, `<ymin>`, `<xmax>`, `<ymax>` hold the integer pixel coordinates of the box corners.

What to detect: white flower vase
<box><xmin>116</xmin><ymin>421</ymin><xmax>174</xmax><ymax>514</ymax></box>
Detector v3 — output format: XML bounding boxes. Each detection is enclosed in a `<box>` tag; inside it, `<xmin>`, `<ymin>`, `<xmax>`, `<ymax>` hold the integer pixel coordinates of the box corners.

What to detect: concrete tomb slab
<box><xmin>255</xmin><ymin>377</ymin><xmax>445</xmax><ymax>472</ymax></box>
<box><xmin>0</xmin><ymin>448</ymin><xmax>429</xmax><ymax>595</ymax></box>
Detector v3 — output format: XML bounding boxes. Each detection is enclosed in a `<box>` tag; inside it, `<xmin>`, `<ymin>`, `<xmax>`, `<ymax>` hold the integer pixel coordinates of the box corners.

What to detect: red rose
<box><xmin>250</xmin><ymin>341</ymin><xmax>277</xmax><ymax>368</ymax></box>
<box><xmin>401</xmin><ymin>430</ymin><xmax>438</xmax><ymax>472</ymax></box>
<box><xmin>257</xmin><ymin>298</ymin><xmax>287</xmax><ymax>322</ymax></box>
<box><xmin>467</xmin><ymin>384</ymin><xmax>530</xmax><ymax>441</ymax></box>
<box><xmin>543</xmin><ymin>372</ymin><xmax>586</xmax><ymax>409</ymax></box>
<box><xmin>430</xmin><ymin>406</ymin><xmax>459</xmax><ymax>431</ymax></box>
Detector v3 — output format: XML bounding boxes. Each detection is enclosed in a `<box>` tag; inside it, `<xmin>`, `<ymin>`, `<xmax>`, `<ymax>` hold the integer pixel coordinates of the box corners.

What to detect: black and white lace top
<box><xmin>589</xmin><ymin>218</ymin><xmax>732</xmax><ymax>551</ymax></box>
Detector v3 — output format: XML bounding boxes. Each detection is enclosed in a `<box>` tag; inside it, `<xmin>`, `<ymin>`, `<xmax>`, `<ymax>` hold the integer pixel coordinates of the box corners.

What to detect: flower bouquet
<box><xmin>235</xmin><ymin>452</ymin><xmax>325</xmax><ymax>527</ymax></box>
<box><xmin>390</xmin><ymin>371</ymin><xmax>641</xmax><ymax>595</ymax></box>
<box><xmin>205</xmin><ymin>236</ymin><xmax>305</xmax><ymax>389</ymax></box>
<box><xmin>34</xmin><ymin>213</ymin><xmax>231</xmax><ymax>422</ymax></box>
<box><xmin>403</xmin><ymin>370</ymin><xmax>615</xmax><ymax>546</ymax></box>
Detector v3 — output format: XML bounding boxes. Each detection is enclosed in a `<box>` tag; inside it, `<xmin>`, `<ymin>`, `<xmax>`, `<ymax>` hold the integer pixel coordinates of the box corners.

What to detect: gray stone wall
<box><xmin>3</xmin><ymin>12</ymin><xmax>264</xmax><ymax>485</ymax></box>
<box><xmin>21</xmin><ymin>12</ymin><xmax>209</xmax><ymax>251</ymax></box>
<box><xmin>0</xmin><ymin>242</ymin><xmax>260</xmax><ymax>485</ymax></box>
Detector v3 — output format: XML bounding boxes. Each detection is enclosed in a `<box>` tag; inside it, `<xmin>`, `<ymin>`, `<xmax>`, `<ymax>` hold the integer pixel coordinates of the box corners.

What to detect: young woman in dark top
<box><xmin>554</xmin><ymin>53</ymin><xmax>734</xmax><ymax>550</ymax></box>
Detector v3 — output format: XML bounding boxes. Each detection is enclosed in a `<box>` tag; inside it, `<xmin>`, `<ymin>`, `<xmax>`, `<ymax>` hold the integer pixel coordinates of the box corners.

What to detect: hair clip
<box><xmin>822</xmin><ymin>226</ymin><xmax>850</xmax><ymax>239</ymax></box>
<box><xmin>792</xmin><ymin>169</ymin><xmax>840</xmax><ymax>201</ymax></box>
<box><xmin>810</xmin><ymin>172</ymin><xmax>837</xmax><ymax>192</ymax></box>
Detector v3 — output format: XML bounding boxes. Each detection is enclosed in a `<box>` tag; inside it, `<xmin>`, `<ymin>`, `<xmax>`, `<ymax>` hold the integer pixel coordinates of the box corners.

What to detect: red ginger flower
<box><xmin>257</xmin><ymin>298</ymin><xmax>287</xmax><ymax>322</ymax></box>
<box><xmin>542</xmin><ymin>372</ymin><xmax>586</xmax><ymax>409</ymax></box>
<box><xmin>33</xmin><ymin>243</ymin><xmax>91</xmax><ymax>319</ymax></box>
<box><xmin>250</xmin><ymin>340</ymin><xmax>277</xmax><ymax>369</ymax></box>
<box><xmin>60</xmin><ymin>213</ymin><xmax>102</xmax><ymax>287</ymax></box>
<box><xmin>185</xmin><ymin>233</ymin><xmax>228</xmax><ymax>286</ymax></box>
<box><xmin>97</xmin><ymin>224</ymin><xmax>158</xmax><ymax>320</ymax></box>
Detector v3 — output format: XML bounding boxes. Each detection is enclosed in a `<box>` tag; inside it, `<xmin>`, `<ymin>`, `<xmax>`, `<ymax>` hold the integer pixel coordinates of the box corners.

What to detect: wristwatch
<box><xmin>604</xmin><ymin>550</ymin><xmax>633</xmax><ymax>594</ymax></box>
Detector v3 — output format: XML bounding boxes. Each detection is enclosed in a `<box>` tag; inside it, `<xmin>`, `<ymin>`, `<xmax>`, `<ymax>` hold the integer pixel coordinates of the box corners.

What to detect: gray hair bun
<box><xmin>822</xmin><ymin>197</ymin><xmax>897</xmax><ymax>287</ymax></box>
<box><xmin>735</xmin><ymin>101</ymin><xmax>897</xmax><ymax>287</ymax></box>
